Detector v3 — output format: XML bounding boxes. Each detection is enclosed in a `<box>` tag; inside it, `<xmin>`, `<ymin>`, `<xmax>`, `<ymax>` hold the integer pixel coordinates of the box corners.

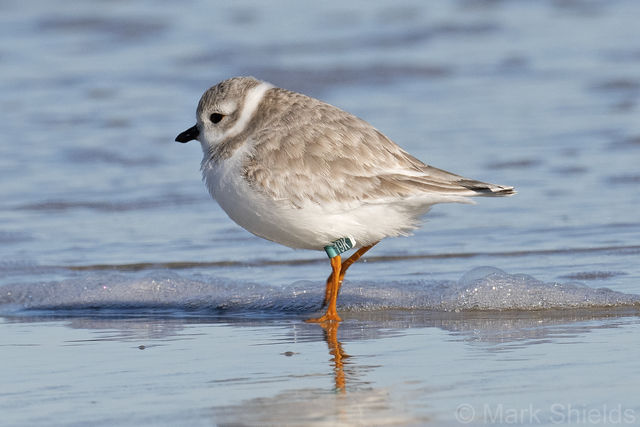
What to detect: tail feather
<box><xmin>458</xmin><ymin>180</ymin><xmax>516</xmax><ymax>197</ymax></box>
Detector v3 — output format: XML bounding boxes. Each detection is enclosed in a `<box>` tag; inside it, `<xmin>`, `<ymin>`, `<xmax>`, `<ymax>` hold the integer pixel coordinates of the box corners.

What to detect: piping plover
<box><xmin>176</xmin><ymin>76</ymin><xmax>515</xmax><ymax>322</ymax></box>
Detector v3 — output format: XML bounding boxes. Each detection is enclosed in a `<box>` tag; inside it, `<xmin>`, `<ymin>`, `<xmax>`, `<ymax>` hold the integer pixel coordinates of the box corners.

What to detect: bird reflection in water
<box><xmin>318</xmin><ymin>321</ymin><xmax>349</xmax><ymax>393</ymax></box>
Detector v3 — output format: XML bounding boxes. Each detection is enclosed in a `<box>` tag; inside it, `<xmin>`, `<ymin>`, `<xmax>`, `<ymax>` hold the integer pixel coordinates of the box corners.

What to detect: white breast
<box><xmin>202</xmin><ymin>145</ymin><xmax>326</xmax><ymax>250</ymax></box>
<box><xmin>202</xmin><ymin>143</ymin><xmax>430</xmax><ymax>251</ymax></box>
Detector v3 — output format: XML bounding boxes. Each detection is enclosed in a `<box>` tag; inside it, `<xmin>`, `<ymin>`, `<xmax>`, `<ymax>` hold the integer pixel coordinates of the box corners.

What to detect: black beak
<box><xmin>175</xmin><ymin>125</ymin><xmax>199</xmax><ymax>143</ymax></box>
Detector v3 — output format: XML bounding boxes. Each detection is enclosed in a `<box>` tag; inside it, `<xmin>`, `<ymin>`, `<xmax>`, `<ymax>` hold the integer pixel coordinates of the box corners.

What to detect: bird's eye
<box><xmin>209</xmin><ymin>113</ymin><xmax>224</xmax><ymax>124</ymax></box>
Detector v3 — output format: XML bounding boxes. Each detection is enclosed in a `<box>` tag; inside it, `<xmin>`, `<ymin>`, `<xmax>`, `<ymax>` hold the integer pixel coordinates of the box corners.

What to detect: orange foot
<box><xmin>305</xmin><ymin>312</ymin><xmax>342</xmax><ymax>323</ymax></box>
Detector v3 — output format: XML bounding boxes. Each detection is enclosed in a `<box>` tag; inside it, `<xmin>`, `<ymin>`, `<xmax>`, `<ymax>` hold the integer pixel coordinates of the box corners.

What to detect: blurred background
<box><xmin>2</xmin><ymin>2</ymin><xmax>640</xmax><ymax>425</ymax></box>
<box><xmin>1</xmin><ymin>0</ymin><xmax>639</xmax><ymax>290</ymax></box>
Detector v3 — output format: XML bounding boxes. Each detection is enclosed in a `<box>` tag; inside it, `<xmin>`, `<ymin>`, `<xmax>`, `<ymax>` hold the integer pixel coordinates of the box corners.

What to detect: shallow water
<box><xmin>1</xmin><ymin>0</ymin><xmax>640</xmax><ymax>425</ymax></box>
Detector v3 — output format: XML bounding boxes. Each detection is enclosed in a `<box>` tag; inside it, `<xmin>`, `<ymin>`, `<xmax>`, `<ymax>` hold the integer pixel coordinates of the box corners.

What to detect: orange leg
<box><xmin>322</xmin><ymin>242</ymin><xmax>378</xmax><ymax>307</ymax></box>
<box><xmin>306</xmin><ymin>255</ymin><xmax>342</xmax><ymax>322</ymax></box>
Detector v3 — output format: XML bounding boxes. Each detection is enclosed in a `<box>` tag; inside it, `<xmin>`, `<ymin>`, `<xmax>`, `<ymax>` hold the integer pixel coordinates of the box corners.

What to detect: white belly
<box><xmin>201</xmin><ymin>148</ymin><xmax>428</xmax><ymax>251</ymax></box>
<box><xmin>201</xmin><ymin>148</ymin><xmax>324</xmax><ymax>250</ymax></box>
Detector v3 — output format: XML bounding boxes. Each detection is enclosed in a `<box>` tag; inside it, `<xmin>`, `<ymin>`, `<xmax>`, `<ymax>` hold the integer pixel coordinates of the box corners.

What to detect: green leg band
<box><xmin>324</xmin><ymin>237</ymin><xmax>355</xmax><ymax>258</ymax></box>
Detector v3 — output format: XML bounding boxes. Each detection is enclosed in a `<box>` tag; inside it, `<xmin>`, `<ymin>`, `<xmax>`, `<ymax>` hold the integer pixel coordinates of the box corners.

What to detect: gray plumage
<box><xmin>199</xmin><ymin>77</ymin><xmax>514</xmax><ymax>210</ymax></box>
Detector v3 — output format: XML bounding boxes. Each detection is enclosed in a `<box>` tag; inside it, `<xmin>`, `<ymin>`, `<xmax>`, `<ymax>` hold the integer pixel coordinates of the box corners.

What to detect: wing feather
<box><xmin>243</xmin><ymin>88</ymin><xmax>515</xmax><ymax>208</ymax></box>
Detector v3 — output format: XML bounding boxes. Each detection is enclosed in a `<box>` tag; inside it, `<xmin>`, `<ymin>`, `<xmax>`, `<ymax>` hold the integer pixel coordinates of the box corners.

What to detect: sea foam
<box><xmin>1</xmin><ymin>267</ymin><xmax>638</xmax><ymax>315</ymax></box>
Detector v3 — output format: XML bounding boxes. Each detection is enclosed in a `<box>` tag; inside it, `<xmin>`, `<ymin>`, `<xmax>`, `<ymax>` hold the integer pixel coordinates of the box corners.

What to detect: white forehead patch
<box><xmin>218</xmin><ymin>100</ymin><xmax>237</xmax><ymax>115</ymax></box>
<box><xmin>223</xmin><ymin>82</ymin><xmax>274</xmax><ymax>139</ymax></box>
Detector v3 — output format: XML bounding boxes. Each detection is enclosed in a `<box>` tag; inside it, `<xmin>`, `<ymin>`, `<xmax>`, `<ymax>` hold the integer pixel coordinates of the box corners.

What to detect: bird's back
<box><xmin>241</xmin><ymin>87</ymin><xmax>514</xmax><ymax>210</ymax></box>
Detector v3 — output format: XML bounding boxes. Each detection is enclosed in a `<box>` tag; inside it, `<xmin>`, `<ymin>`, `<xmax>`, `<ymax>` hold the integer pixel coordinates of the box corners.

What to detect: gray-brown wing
<box><xmin>243</xmin><ymin>89</ymin><xmax>514</xmax><ymax>208</ymax></box>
